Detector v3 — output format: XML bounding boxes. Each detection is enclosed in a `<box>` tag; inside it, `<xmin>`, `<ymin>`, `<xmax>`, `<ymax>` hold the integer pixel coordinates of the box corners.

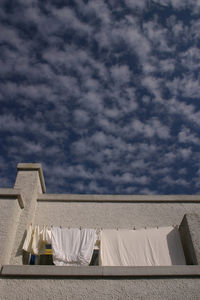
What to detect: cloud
<box><xmin>110</xmin><ymin>65</ymin><xmax>131</xmax><ymax>85</ymax></box>
<box><xmin>131</xmin><ymin>118</ymin><xmax>170</xmax><ymax>140</ymax></box>
<box><xmin>52</xmin><ymin>7</ymin><xmax>92</xmax><ymax>35</ymax></box>
<box><xmin>125</xmin><ymin>0</ymin><xmax>147</xmax><ymax>10</ymax></box>
<box><xmin>0</xmin><ymin>114</ymin><xmax>26</xmax><ymax>132</ymax></box>
<box><xmin>73</xmin><ymin>109</ymin><xmax>90</xmax><ymax>126</ymax></box>
<box><xmin>178</xmin><ymin>127</ymin><xmax>200</xmax><ymax>145</ymax></box>
<box><xmin>166</xmin><ymin>75</ymin><xmax>200</xmax><ymax>99</ymax></box>
<box><xmin>0</xmin><ymin>0</ymin><xmax>200</xmax><ymax>194</ymax></box>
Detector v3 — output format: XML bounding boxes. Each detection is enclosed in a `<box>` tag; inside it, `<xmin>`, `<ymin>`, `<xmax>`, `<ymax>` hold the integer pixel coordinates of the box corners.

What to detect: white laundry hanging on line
<box><xmin>22</xmin><ymin>224</ymin><xmax>33</xmax><ymax>253</ymax></box>
<box><xmin>22</xmin><ymin>225</ymin><xmax>52</xmax><ymax>255</ymax></box>
<box><xmin>51</xmin><ymin>227</ymin><xmax>97</xmax><ymax>266</ymax></box>
<box><xmin>99</xmin><ymin>226</ymin><xmax>186</xmax><ymax>266</ymax></box>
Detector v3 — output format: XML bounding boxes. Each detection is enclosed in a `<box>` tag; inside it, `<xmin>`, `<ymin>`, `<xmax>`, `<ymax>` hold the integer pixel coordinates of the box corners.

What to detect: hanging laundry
<box><xmin>22</xmin><ymin>225</ymin><xmax>52</xmax><ymax>255</ymax></box>
<box><xmin>22</xmin><ymin>224</ymin><xmax>33</xmax><ymax>253</ymax></box>
<box><xmin>31</xmin><ymin>225</ymin><xmax>40</xmax><ymax>255</ymax></box>
<box><xmin>99</xmin><ymin>226</ymin><xmax>186</xmax><ymax>266</ymax></box>
<box><xmin>51</xmin><ymin>227</ymin><xmax>97</xmax><ymax>266</ymax></box>
<box><xmin>38</xmin><ymin>225</ymin><xmax>52</xmax><ymax>254</ymax></box>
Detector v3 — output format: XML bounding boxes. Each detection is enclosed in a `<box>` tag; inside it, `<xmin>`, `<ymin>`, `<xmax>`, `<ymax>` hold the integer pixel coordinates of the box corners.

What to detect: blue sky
<box><xmin>0</xmin><ymin>0</ymin><xmax>200</xmax><ymax>194</ymax></box>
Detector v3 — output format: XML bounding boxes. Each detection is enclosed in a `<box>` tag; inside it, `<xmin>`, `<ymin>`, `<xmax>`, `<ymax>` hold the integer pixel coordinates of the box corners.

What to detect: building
<box><xmin>0</xmin><ymin>163</ymin><xmax>200</xmax><ymax>299</ymax></box>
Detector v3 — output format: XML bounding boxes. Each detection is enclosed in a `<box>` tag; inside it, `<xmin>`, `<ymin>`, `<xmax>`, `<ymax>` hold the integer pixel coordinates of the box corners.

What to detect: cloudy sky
<box><xmin>1</xmin><ymin>0</ymin><xmax>200</xmax><ymax>194</ymax></box>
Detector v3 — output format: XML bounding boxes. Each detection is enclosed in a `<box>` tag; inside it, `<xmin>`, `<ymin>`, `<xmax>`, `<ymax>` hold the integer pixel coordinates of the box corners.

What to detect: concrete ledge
<box><xmin>38</xmin><ymin>194</ymin><xmax>200</xmax><ymax>203</ymax></box>
<box><xmin>17</xmin><ymin>163</ymin><xmax>46</xmax><ymax>193</ymax></box>
<box><xmin>0</xmin><ymin>188</ymin><xmax>24</xmax><ymax>209</ymax></box>
<box><xmin>1</xmin><ymin>265</ymin><xmax>200</xmax><ymax>278</ymax></box>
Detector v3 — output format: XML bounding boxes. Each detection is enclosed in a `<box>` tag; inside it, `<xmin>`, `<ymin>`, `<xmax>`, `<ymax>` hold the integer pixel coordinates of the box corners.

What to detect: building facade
<box><xmin>0</xmin><ymin>163</ymin><xmax>200</xmax><ymax>299</ymax></box>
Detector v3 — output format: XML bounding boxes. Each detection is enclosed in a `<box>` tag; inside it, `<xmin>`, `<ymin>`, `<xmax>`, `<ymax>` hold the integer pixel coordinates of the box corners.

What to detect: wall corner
<box><xmin>179</xmin><ymin>213</ymin><xmax>200</xmax><ymax>265</ymax></box>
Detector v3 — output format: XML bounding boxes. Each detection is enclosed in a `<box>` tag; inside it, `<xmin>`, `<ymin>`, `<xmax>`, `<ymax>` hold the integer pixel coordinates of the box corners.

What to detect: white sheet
<box><xmin>100</xmin><ymin>226</ymin><xmax>186</xmax><ymax>266</ymax></box>
<box><xmin>51</xmin><ymin>227</ymin><xmax>97</xmax><ymax>266</ymax></box>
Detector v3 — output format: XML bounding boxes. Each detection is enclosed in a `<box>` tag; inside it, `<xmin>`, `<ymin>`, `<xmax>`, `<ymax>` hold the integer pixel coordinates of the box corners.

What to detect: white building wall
<box><xmin>1</xmin><ymin>163</ymin><xmax>200</xmax><ymax>300</ymax></box>
<box><xmin>0</xmin><ymin>197</ymin><xmax>21</xmax><ymax>265</ymax></box>
<box><xmin>35</xmin><ymin>201</ymin><xmax>200</xmax><ymax>229</ymax></box>
<box><xmin>0</xmin><ymin>277</ymin><xmax>200</xmax><ymax>300</ymax></box>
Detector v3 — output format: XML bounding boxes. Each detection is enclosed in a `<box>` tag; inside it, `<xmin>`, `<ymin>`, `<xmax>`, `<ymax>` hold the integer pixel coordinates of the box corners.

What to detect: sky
<box><xmin>0</xmin><ymin>0</ymin><xmax>200</xmax><ymax>194</ymax></box>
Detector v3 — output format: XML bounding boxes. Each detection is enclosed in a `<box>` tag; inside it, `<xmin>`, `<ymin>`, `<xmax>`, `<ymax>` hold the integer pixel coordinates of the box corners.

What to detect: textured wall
<box><xmin>0</xmin><ymin>198</ymin><xmax>21</xmax><ymax>264</ymax></box>
<box><xmin>179</xmin><ymin>214</ymin><xmax>200</xmax><ymax>265</ymax></box>
<box><xmin>34</xmin><ymin>202</ymin><xmax>200</xmax><ymax>228</ymax></box>
<box><xmin>1</xmin><ymin>277</ymin><xmax>200</xmax><ymax>300</ymax></box>
<box><xmin>10</xmin><ymin>170</ymin><xmax>43</xmax><ymax>264</ymax></box>
<box><xmin>1</xmin><ymin>165</ymin><xmax>200</xmax><ymax>299</ymax></box>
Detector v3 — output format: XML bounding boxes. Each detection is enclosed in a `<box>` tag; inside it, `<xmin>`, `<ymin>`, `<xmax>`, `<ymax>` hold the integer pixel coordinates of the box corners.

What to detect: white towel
<box><xmin>51</xmin><ymin>227</ymin><xmax>97</xmax><ymax>266</ymax></box>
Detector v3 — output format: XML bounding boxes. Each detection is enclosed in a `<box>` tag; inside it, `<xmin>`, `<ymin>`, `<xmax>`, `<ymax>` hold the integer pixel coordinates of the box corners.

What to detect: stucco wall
<box><xmin>34</xmin><ymin>201</ymin><xmax>200</xmax><ymax>228</ymax></box>
<box><xmin>0</xmin><ymin>198</ymin><xmax>21</xmax><ymax>265</ymax></box>
<box><xmin>1</xmin><ymin>277</ymin><xmax>200</xmax><ymax>300</ymax></box>
<box><xmin>1</xmin><ymin>164</ymin><xmax>200</xmax><ymax>300</ymax></box>
<box><xmin>10</xmin><ymin>170</ymin><xmax>43</xmax><ymax>265</ymax></box>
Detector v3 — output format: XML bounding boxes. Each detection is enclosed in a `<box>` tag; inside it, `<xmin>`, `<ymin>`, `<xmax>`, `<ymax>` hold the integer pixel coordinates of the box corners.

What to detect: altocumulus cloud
<box><xmin>0</xmin><ymin>0</ymin><xmax>200</xmax><ymax>194</ymax></box>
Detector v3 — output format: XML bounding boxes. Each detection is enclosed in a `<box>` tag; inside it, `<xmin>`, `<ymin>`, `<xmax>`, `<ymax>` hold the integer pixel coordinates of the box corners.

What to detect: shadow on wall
<box><xmin>167</xmin><ymin>227</ymin><xmax>186</xmax><ymax>265</ymax></box>
<box><xmin>15</xmin><ymin>230</ymin><xmax>27</xmax><ymax>264</ymax></box>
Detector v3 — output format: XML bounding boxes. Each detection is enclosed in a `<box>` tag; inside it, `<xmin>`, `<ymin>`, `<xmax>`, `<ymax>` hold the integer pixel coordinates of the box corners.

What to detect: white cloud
<box><xmin>178</xmin><ymin>127</ymin><xmax>200</xmax><ymax>144</ymax></box>
<box><xmin>125</xmin><ymin>0</ymin><xmax>147</xmax><ymax>10</ymax></box>
<box><xmin>74</xmin><ymin>109</ymin><xmax>90</xmax><ymax>126</ymax></box>
<box><xmin>110</xmin><ymin>65</ymin><xmax>131</xmax><ymax>85</ymax></box>
<box><xmin>131</xmin><ymin>118</ymin><xmax>170</xmax><ymax>140</ymax></box>
<box><xmin>52</xmin><ymin>7</ymin><xmax>92</xmax><ymax>35</ymax></box>
<box><xmin>180</xmin><ymin>47</ymin><xmax>200</xmax><ymax>72</ymax></box>
<box><xmin>0</xmin><ymin>115</ymin><xmax>26</xmax><ymax>132</ymax></box>
<box><xmin>90</xmin><ymin>131</ymin><xmax>108</xmax><ymax>146</ymax></box>
<box><xmin>0</xmin><ymin>1</ymin><xmax>200</xmax><ymax>194</ymax></box>
<box><xmin>179</xmin><ymin>148</ymin><xmax>192</xmax><ymax>160</ymax></box>
<box><xmin>166</xmin><ymin>75</ymin><xmax>200</xmax><ymax>99</ymax></box>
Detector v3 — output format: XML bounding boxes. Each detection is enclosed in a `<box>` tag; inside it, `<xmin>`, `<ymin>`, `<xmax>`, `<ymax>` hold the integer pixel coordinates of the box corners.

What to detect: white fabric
<box><xmin>23</xmin><ymin>225</ymin><xmax>52</xmax><ymax>255</ymax></box>
<box><xmin>40</xmin><ymin>225</ymin><xmax>52</xmax><ymax>244</ymax></box>
<box><xmin>22</xmin><ymin>224</ymin><xmax>33</xmax><ymax>253</ymax></box>
<box><xmin>100</xmin><ymin>226</ymin><xmax>186</xmax><ymax>266</ymax></box>
<box><xmin>31</xmin><ymin>225</ymin><xmax>40</xmax><ymax>255</ymax></box>
<box><xmin>33</xmin><ymin>225</ymin><xmax>52</xmax><ymax>255</ymax></box>
<box><xmin>51</xmin><ymin>227</ymin><xmax>97</xmax><ymax>266</ymax></box>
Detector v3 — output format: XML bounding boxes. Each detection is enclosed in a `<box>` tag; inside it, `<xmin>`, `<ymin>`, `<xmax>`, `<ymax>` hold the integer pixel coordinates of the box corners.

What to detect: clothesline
<box><xmin>29</xmin><ymin>224</ymin><xmax>177</xmax><ymax>232</ymax></box>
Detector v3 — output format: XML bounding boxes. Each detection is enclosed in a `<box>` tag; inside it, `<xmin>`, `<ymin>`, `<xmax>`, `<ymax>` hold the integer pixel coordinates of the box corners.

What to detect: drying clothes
<box><xmin>100</xmin><ymin>226</ymin><xmax>186</xmax><ymax>266</ymax></box>
<box><xmin>23</xmin><ymin>225</ymin><xmax>52</xmax><ymax>255</ymax></box>
<box><xmin>22</xmin><ymin>224</ymin><xmax>33</xmax><ymax>253</ymax></box>
<box><xmin>40</xmin><ymin>226</ymin><xmax>51</xmax><ymax>245</ymax></box>
<box><xmin>51</xmin><ymin>227</ymin><xmax>97</xmax><ymax>266</ymax></box>
<box><xmin>31</xmin><ymin>225</ymin><xmax>40</xmax><ymax>255</ymax></box>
